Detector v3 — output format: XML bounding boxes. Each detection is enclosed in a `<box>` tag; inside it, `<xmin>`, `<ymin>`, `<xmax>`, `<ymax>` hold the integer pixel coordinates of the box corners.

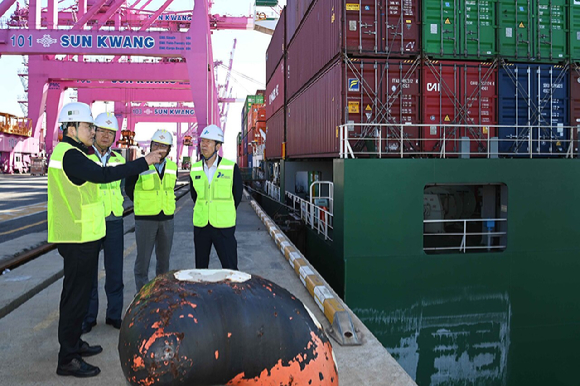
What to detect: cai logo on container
<box><xmin>348</xmin><ymin>78</ymin><xmax>360</xmax><ymax>92</ymax></box>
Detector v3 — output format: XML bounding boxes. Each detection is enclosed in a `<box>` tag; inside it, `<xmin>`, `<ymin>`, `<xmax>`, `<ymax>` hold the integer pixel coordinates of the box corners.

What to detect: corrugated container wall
<box><xmin>571</xmin><ymin>65</ymin><xmax>580</xmax><ymax>150</ymax></box>
<box><xmin>422</xmin><ymin>0</ymin><xmax>497</xmax><ymax>60</ymax></box>
<box><xmin>287</xmin><ymin>0</ymin><xmax>420</xmax><ymax>101</ymax></box>
<box><xmin>497</xmin><ymin>0</ymin><xmax>568</xmax><ymax>63</ymax></box>
<box><xmin>287</xmin><ymin>60</ymin><xmax>342</xmax><ymax>157</ymax></box>
<box><xmin>265</xmin><ymin>107</ymin><xmax>285</xmax><ymax>159</ymax></box>
<box><xmin>344</xmin><ymin>0</ymin><xmax>420</xmax><ymax>56</ymax></box>
<box><xmin>266</xmin><ymin>60</ymin><xmax>285</xmax><ymax>118</ymax></box>
<box><xmin>571</xmin><ymin>3</ymin><xmax>580</xmax><ymax>61</ymax></box>
<box><xmin>498</xmin><ymin>63</ymin><xmax>570</xmax><ymax>155</ymax></box>
<box><xmin>286</xmin><ymin>0</ymin><xmax>341</xmax><ymax>99</ymax></box>
<box><xmin>285</xmin><ymin>0</ymin><xmax>316</xmax><ymax>45</ymax></box>
<box><xmin>422</xmin><ymin>60</ymin><xmax>497</xmax><ymax>155</ymax></box>
<box><xmin>266</xmin><ymin>7</ymin><xmax>285</xmax><ymax>84</ymax></box>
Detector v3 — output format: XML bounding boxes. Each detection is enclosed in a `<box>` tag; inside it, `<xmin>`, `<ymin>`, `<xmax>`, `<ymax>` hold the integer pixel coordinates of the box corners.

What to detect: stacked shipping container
<box><xmin>264</xmin><ymin>0</ymin><xmax>579</xmax><ymax>160</ymax></box>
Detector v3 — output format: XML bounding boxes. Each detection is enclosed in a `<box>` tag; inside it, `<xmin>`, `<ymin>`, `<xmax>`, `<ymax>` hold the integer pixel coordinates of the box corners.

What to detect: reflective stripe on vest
<box><xmin>134</xmin><ymin>160</ymin><xmax>177</xmax><ymax>216</ymax></box>
<box><xmin>47</xmin><ymin>142</ymin><xmax>106</xmax><ymax>243</ymax></box>
<box><xmin>190</xmin><ymin>158</ymin><xmax>236</xmax><ymax>228</ymax></box>
<box><xmin>88</xmin><ymin>151</ymin><xmax>126</xmax><ymax>217</ymax></box>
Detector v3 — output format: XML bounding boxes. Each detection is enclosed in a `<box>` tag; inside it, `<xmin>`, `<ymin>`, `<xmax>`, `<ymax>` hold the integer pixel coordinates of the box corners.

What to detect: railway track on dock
<box><xmin>0</xmin><ymin>181</ymin><xmax>191</xmax><ymax>273</ymax></box>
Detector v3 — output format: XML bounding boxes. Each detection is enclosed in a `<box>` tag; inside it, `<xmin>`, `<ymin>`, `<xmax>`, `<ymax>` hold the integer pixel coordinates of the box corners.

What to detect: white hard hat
<box><xmin>151</xmin><ymin>129</ymin><xmax>173</xmax><ymax>146</ymax></box>
<box><xmin>200</xmin><ymin>124</ymin><xmax>224</xmax><ymax>143</ymax></box>
<box><xmin>58</xmin><ymin>102</ymin><xmax>94</xmax><ymax>124</ymax></box>
<box><xmin>94</xmin><ymin>112</ymin><xmax>119</xmax><ymax>131</ymax></box>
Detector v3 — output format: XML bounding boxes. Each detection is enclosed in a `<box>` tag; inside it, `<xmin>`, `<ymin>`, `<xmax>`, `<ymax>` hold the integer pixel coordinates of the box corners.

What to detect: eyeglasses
<box><xmin>96</xmin><ymin>128</ymin><xmax>115</xmax><ymax>136</ymax></box>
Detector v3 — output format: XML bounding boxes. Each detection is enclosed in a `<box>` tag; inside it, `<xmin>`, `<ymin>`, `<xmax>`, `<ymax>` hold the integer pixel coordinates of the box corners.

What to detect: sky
<box><xmin>0</xmin><ymin>0</ymin><xmax>284</xmax><ymax>161</ymax></box>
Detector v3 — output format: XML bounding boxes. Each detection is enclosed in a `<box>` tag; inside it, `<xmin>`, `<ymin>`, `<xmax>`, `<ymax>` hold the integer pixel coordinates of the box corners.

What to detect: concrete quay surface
<box><xmin>0</xmin><ymin>189</ymin><xmax>415</xmax><ymax>386</ymax></box>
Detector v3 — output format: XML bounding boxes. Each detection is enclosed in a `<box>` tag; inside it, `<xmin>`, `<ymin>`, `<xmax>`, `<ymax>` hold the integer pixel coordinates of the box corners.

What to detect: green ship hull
<box><xmin>260</xmin><ymin>158</ymin><xmax>580</xmax><ymax>386</ymax></box>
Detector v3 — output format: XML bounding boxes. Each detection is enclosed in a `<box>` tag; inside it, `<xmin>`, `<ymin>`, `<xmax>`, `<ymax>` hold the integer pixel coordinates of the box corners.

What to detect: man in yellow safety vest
<box><xmin>48</xmin><ymin>102</ymin><xmax>164</xmax><ymax>378</ymax></box>
<box><xmin>125</xmin><ymin>129</ymin><xmax>177</xmax><ymax>291</ymax></box>
<box><xmin>81</xmin><ymin>112</ymin><xmax>125</xmax><ymax>334</ymax></box>
<box><xmin>189</xmin><ymin>124</ymin><xmax>243</xmax><ymax>269</ymax></box>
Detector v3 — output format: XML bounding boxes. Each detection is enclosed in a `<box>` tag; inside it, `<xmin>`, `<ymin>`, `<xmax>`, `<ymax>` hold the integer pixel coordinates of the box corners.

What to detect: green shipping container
<box><xmin>570</xmin><ymin>1</ymin><xmax>580</xmax><ymax>60</ymax></box>
<box><xmin>422</xmin><ymin>0</ymin><xmax>497</xmax><ymax>59</ymax></box>
<box><xmin>498</xmin><ymin>0</ymin><xmax>568</xmax><ymax>63</ymax></box>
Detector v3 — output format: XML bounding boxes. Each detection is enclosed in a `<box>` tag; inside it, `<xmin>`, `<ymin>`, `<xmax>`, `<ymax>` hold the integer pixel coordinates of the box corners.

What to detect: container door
<box><xmin>533</xmin><ymin>65</ymin><xmax>569</xmax><ymax>154</ymax></box>
<box><xmin>384</xmin><ymin>0</ymin><xmax>420</xmax><ymax>57</ymax></box>
<box><xmin>571</xmin><ymin>66</ymin><xmax>580</xmax><ymax>156</ymax></box>
<box><xmin>497</xmin><ymin>0</ymin><xmax>534</xmax><ymax>61</ymax></box>
<box><xmin>498</xmin><ymin>64</ymin><xmax>534</xmax><ymax>155</ymax></box>
<box><xmin>345</xmin><ymin>0</ymin><xmax>380</xmax><ymax>54</ymax></box>
<box><xmin>422</xmin><ymin>60</ymin><xmax>460</xmax><ymax>155</ymax></box>
<box><xmin>422</xmin><ymin>0</ymin><xmax>460</xmax><ymax>58</ymax></box>
<box><xmin>462</xmin><ymin>0</ymin><xmax>497</xmax><ymax>59</ymax></box>
<box><xmin>345</xmin><ymin>59</ymin><xmax>386</xmax><ymax>154</ymax></box>
<box><xmin>571</xmin><ymin>1</ymin><xmax>580</xmax><ymax>61</ymax></box>
<box><xmin>536</xmin><ymin>0</ymin><xmax>568</xmax><ymax>62</ymax></box>
<box><xmin>384</xmin><ymin>58</ymin><xmax>421</xmax><ymax>155</ymax></box>
<box><xmin>461</xmin><ymin>62</ymin><xmax>498</xmax><ymax>155</ymax></box>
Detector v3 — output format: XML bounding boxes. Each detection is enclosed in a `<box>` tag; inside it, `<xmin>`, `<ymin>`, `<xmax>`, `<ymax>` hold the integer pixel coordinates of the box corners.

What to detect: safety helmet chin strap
<box><xmin>201</xmin><ymin>142</ymin><xmax>222</xmax><ymax>162</ymax></box>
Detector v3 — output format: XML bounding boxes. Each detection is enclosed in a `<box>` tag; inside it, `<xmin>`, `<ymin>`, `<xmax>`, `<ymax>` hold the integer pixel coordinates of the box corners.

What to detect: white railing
<box><xmin>310</xmin><ymin>181</ymin><xmax>334</xmax><ymax>214</ymax></box>
<box><xmin>340</xmin><ymin>123</ymin><xmax>578</xmax><ymax>159</ymax></box>
<box><xmin>423</xmin><ymin>218</ymin><xmax>507</xmax><ymax>253</ymax></box>
<box><xmin>286</xmin><ymin>191</ymin><xmax>333</xmax><ymax>241</ymax></box>
<box><xmin>264</xmin><ymin>180</ymin><xmax>280</xmax><ymax>201</ymax></box>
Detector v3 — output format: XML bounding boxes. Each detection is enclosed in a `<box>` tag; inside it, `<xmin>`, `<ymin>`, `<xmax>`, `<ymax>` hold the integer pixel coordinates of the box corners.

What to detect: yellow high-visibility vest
<box><xmin>88</xmin><ymin>151</ymin><xmax>126</xmax><ymax>217</ymax></box>
<box><xmin>47</xmin><ymin>142</ymin><xmax>105</xmax><ymax>243</ymax></box>
<box><xmin>133</xmin><ymin>160</ymin><xmax>177</xmax><ymax>216</ymax></box>
<box><xmin>190</xmin><ymin>158</ymin><xmax>236</xmax><ymax>228</ymax></box>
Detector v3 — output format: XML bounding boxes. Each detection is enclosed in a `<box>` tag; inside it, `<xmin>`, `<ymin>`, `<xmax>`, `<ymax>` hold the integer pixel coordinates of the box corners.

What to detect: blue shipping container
<box><xmin>498</xmin><ymin>63</ymin><xmax>569</xmax><ymax>156</ymax></box>
<box><xmin>248</xmin><ymin>153</ymin><xmax>253</xmax><ymax>168</ymax></box>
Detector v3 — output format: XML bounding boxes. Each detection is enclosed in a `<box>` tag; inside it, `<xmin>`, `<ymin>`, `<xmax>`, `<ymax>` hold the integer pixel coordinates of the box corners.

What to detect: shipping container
<box><xmin>497</xmin><ymin>0</ymin><xmax>568</xmax><ymax>63</ymax></box>
<box><xmin>570</xmin><ymin>64</ymin><xmax>580</xmax><ymax>153</ymax></box>
<box><xmin>286</xmin><ymin>0</ymin><xmax>316</xmax><ymax>46</ymax></box>
<box><xmin>286</xmin><ymin>0</ymin><xmax>420</xmax><ymax>100</ymax></box>
<box><xmin>286</xmin><ymin>0</ymin><xmax>341</xmax><ymax>99</ymax></box>
<box><xmin>498</xmin><ymin>63</ymin><xmax>570</xmax><ymax>155</ymax></box>
<box><xmin>422</xmin><ymin>60</ymin><xmax>498</xmax><ymax>155</ymax></box>
<box><xmin>287</xmin><ymin>57</ymin><xmax>420</xmax><ymax>158</ymax></box>
<box><xmin>571</xmin><ymin>1</ymin><xmax>580</xmax><ymax>61</ymax></box>
<box><xmin>266</xmin><ymin>59</ymin><xmax>285</xmax><ymax>118</ymax></box>
<box><xmin>422</xmin><ymin>0</ymin><xmax>497</xmax><ymax>60</ymax></box>
<box><xmin>266</xmin><ymin>7</ymin><xmax>286</xmax><ymax>84</ymax></box>
<box><xmin>265</xmin><ymin>107</ymin><xmax>285</xmax><ymax>159</ymax></box>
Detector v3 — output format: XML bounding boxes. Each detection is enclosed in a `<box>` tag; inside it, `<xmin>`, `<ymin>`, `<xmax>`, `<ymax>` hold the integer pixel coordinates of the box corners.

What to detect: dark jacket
<box><xmin>61</xmin><ymin>136</ymin><xmax>148</xmax><ymax>186</ymax></box>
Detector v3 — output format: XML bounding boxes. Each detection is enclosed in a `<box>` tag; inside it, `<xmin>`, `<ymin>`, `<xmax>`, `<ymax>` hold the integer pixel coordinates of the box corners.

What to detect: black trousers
<box><xmin>194</xmin><ymin>225</ymin><xmax>238</xmax><ymax>270</ymax></box>
<box><xmin>57</xmin><ymin>240</ymin><xmax>101</xmax><ymax>366</ymax></box>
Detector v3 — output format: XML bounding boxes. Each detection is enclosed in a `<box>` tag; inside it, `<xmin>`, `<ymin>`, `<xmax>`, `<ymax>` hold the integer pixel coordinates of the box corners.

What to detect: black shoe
<box><xmin>78</xmin><ymin>341</ymin><xmax>103</xmax><ymax>357</ymax></box>
<box><xmin>106</xmin><ymin>317</ymin><xmax>122</xmax><ymax>329</ymax></box>
<box><xmin>81</xmin><ymin>320</ymin><xmax>96</xmax><ymax>335</ymax></box>
<box><xmin>56</xmin><ymin>358</ymin><xmax>101</xmax><ymax>377</ymax></box>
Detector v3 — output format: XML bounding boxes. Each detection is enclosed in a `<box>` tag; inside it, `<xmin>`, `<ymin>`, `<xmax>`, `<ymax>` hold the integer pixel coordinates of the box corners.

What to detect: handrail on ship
<box><xmin>264</xmin><ymin>180</ymin><xmax>280</xmax><ymax>201</ymax></box>
<box><xmin>339</xmin><ymin>123</ymin><xmax>578</xmax><ymax>159</ymax></box>
<box><xmin>423</xmin><ymin>218</ymin><xmax>508</xmax><ymax>253</ymax></box>
<box><xmin>286</xmin><ymin>191</ymin><xmax>333</xmax><ymax>241</ymax></box>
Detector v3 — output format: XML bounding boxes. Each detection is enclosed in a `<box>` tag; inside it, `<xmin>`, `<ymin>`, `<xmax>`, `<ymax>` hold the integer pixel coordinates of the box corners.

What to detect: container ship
<box><xmin>240</xmin><ymin>1</ymin><xmax>580</xmax><ymax>385</ymax></box>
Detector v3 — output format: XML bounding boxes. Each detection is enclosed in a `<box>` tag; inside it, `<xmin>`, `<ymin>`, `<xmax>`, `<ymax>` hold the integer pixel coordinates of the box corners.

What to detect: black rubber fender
<box><xmin>118</xmin><ymin>269</ymin><xmax>339</xmax><ymax>386</ymax></box>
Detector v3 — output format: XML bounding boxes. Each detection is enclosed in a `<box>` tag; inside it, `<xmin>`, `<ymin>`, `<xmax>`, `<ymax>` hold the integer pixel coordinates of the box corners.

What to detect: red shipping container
<box><xmin>421</xmin><ymin>60</ymin><xmax>497</xmax><ymax>156</ymax></box>
<box><xmin>344</xmin><ymin>0</ymin><xmax>420</xmax><ymax>56</ymax></box>
<box><xmin>571</xmin><ymin>64</ymin><xmax>580</xmax><ymax>152</ymax></box>
<box><xmin>265</xmin><ymin>108</ymin><xmax>285</xmax><ymax>159</ymax></box>
<box><xmin>286</xmin><ymin>0</ymin><xmax>316</xmax><ymax>46</ymax></box>
<box><xmin>258</xmin><ymin>108</ymin><xmax>266</xmax><ymax>122</ymax></box>
<box><xmin>287</xmin><ymin>57</ymin><xmax>418</xmax><ymax>158</ymax></box>
<box><xmin>382</xmin><ymin>59</ymin><xmax>421</xmax><ymax>154</ymax></box>
<box><xmin>266</xmin><ymin>7</ymin><xmax>285</xmax><ymax>84</ymax></box>
<box><xmin>286</xmin><ymin>0</ymin><xmax>421</xmax><ymax>100</ymax></box>
<box><xmin>266</xmin><ymin>60</ymin><xmax>285</xmax><ymax>118</ymax></box>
